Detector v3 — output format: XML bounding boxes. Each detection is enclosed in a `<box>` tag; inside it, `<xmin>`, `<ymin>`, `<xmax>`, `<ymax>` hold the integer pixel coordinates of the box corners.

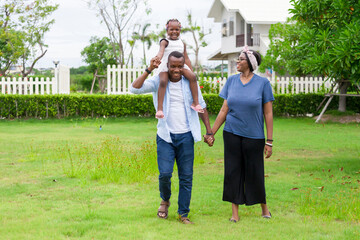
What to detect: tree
<box><xmin>81</xmin><ymin>36</ymin><xmax>117</xmax><ymax>93</ymax></box>
<box><xmin>261</xmin><ymin>0</ymin><xmax>360</xmax><ymax>112</ymax></box>
<box><xmin>0</xmin><ymin>0</ymin><xmax>58</xmax><ymax>77</ymax></box>
<box><xmin>182</xmin><ymin>11</ymin><xmax>211</xmax><ymax>73</ymax></box>
<box><xmin>132</xmin><ymin>23</ymin><xmax>156</xmax><ymax>65</ymax></box>
<box><xmin>0</xmin><ymin>29</ymin><xmax>25</xmax><ymax>76</ymax></box>
<box><xmin>87</xmin><ymin>0</ymin><xmax>151</xmax><ymax>67</ymax></box>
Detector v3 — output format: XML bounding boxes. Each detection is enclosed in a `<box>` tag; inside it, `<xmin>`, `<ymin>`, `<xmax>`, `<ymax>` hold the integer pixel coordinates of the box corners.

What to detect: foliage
<box><xmin>70</xmin><ymin>66</ymin><xmax>92</xmax><ymax>92</ymax></box>
<box><xmin>1</xmin><ymin>93</ymin><xmax>359</xmax><ymax>119</ymax></box>
<box><xmin>70</xmin><ymin>73</ymin><xmax>94</xmax><ymax>93</ymax></box>
<box><xmin>182</xmin><ymin>11</ymin><xmax>211</xmax><ymax>73</ymax></box>
<box><xmin>81</xmin><ymin>37</ymin><xmax>117</xmax><ymax>93</ymax></box>
<box><xmin>81</xmin><ymin>36</ymin><xmax>117</xmax><ymax>77</ymax></box>
<box><xmin>198</xmin><ymin>78</ymin><xmax>221</xmax><ymax>94</ymax></box>
<box><xmin>0</xmin><ymin>29</ymin><xmax>25</xmax><ymax>75</ymax></box>
<box><xmin>32</xmin><ymin>68</ymin><xmax>52</xmax><ymax>77</ymax></box>
<box><xmin>261</xmin><ymin>0</ymin><xmax>360</xmax><ymax>111</ymax></box>
<box><xmin>131</xmin><ymin>23</ymin><xmax>157</xmax><ymax>65</ymax></box>
<box><xmin>262</xmin><ymin>0</ymin><xmax>360</xmax><ymax>81</ymax></box>
<box><xmin>70</xmin><ymin>66</ymin><xmax>90</xmax><ymax>75</ymax></box>
<box><xmin>0</xmin><ymin>94</ymin><xmax>156</xmax><ymax>119</ymax></box>
<box><xmin>87</xmin><ymin>0</ymin><xmax>151</xmax><ymax>66</ymax></box>
<box><xmin>0</xmin><ymin>0</ymin><xmax>58</xmax><ymax>77</ymax></box>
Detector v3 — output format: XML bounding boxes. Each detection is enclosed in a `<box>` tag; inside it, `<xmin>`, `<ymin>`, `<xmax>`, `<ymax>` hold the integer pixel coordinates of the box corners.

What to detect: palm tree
<box><xmin>133</xmin><ymin>23</ymin><xmax>156</xmax><ymax>65</ymax></box>
<box><xmin>182</xmin><ymin>11</ymin><xmax>211</xmax><ymax>73</ymax></box>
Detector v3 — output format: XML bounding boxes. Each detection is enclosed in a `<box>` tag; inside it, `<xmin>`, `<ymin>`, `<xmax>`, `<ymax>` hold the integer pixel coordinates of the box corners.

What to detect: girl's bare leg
<box><xmin>156</xmin><ymin>72</ymin><xmax>168</xmax><ymax>119</ymax></box>
<box><xmin>183</xmin><ymin>69</ymin><xmax>204</xmax><ymax>113</ymax></box>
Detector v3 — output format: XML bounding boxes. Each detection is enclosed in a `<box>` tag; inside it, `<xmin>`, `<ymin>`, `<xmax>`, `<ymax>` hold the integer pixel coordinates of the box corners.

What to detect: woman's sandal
<box><xmin>229</xmin><ymin>218</ymin><xmax>238</xmax><ymax>223</ymax></box>
<box><xmin>262</xmin><ymin>211</ymin><xmax>272</xmax><ymax>219</ymax></box>
<box><xmin>157</xmin><ymin>200</ymin><xmax>170</xmax><ymax>219</ymax></box>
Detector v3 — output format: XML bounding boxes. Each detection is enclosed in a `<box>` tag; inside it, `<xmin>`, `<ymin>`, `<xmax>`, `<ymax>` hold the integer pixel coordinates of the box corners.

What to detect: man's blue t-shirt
<box><xmin>219</xmin><ymin>73</ymin><xmax>275</xmax><ymax>139</ymax></box>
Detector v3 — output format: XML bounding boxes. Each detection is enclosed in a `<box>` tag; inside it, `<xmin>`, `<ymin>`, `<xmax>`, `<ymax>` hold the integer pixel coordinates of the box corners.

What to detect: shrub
<box><xmin>0</xmin><ymin>93</ymin><xmax>359</xmax><ymax>119</ymax></box>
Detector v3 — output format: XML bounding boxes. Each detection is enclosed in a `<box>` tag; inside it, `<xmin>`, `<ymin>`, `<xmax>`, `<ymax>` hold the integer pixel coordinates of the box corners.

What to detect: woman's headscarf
<box><xmin>242</xmin><ymin>45</ymin><xmax>258</xmax><ymax>72</ymax></box>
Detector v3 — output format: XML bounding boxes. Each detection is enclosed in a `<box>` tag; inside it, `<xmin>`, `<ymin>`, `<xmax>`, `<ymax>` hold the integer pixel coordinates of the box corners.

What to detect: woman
<box><xmin>209</xmin><ymin>46</ymin><xmax>274</xmax><ymax>222</ymax></box>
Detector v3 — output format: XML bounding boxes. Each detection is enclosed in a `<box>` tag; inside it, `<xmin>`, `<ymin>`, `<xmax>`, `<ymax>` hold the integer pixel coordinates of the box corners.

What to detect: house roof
<box><xmin>207</xmin><ymin>49</ymin><xmax>232</xmax><ymax>61</ymax></box>
<box><xmin>208</xmin><ymin>0</ymin><xmax>292</xmax><ymax>24</ymax></box>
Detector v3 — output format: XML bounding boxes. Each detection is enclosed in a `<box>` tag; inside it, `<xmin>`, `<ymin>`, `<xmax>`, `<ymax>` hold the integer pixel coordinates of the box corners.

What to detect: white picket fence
<box><xmin>107</xmin><ymin>65</ymin><xmax>229</xmax><ymax>94</ymax></box>
<box><xmin>107</xmin><ymin>65</ymin><xmax>152</xmax><ymax>94</ymax></box>
<box><xmin>267</xmin><ymin>76</ymin><xmax>332</xmax><ymax>94</ymax></box>
<box><xmin>107</xmin><ymin>65</ymin><xmax>332</xmax><ymax>94</ymax></box>
<box><xmin>0</xmin><ymin>77</ymin><xmax>57</xmax><ymax>95</ymax></box>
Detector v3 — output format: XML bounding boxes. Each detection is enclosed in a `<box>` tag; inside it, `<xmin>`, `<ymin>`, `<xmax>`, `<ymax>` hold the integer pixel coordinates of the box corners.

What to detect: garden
<box><xmin>0</xmin><ymin>116</ymin><xmax>359</xmax><ymax>239</ymax></box>
<box><xmin>1</xmin><ymin>0</ymin><xmax>360</xmax><ymax>238</ymax></box>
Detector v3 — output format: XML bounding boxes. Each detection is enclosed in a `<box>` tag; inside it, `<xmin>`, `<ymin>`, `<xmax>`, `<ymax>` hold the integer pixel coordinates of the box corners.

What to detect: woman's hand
<box><xmin>203</xmin><ymin>134</ymin><xmax>215</xmax><ymax>147</ymax></box>
<box><xmin>264</xmin><ymin>145</ymin><xmax>272</xmax><ymax>158</ymax></box>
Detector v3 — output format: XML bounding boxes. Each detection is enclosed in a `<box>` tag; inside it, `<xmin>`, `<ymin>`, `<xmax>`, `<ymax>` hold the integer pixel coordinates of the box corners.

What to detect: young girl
<box><xmin>154</xmin><ymin>19</ymin><xmax>204</xmax><ymax>119</ymax></box>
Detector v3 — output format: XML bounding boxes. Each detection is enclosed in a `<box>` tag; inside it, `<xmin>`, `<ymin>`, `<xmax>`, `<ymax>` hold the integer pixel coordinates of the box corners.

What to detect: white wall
<box><xmin>235</xmin><ymin>12</ymin><xmax>244</xmax><ymax>35</ymax></box>
<box><xmin>221</xmin><ymin>10</ymin><xmax>237</xmax><ymax>54</ymax></box>
<box><xmin>253</xmin><ymin>24</ymin><xmax>271</xmax><ymax>34</ymax></box>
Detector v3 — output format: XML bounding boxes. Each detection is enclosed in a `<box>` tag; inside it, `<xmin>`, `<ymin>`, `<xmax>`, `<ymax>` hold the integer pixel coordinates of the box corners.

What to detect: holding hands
<box><xmin>203</xmin><ymin>133</ymin><xmax>215</xmax><ymax>147</ymax></box>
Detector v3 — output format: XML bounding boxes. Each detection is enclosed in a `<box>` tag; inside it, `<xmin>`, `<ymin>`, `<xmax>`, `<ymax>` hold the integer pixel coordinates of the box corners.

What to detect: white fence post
<box><xmin>58</xmin><ymin>65</ymin><xmax>70</xmax><ymax>94</ymax></box>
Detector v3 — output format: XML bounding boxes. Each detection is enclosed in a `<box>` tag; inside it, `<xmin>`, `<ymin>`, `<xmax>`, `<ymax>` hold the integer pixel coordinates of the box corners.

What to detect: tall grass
<box><xmin>27</xmin><ymin>136</ymin><xmax>205</xmax><ymax>184</ymax></box>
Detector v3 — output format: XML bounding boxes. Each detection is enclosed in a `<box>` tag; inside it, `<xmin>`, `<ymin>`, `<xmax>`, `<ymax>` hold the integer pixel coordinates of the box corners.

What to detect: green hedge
<box><xmin>0</xmin><ymin>93</ymin><xmax>359</xmax><ymax>119</ymax></box>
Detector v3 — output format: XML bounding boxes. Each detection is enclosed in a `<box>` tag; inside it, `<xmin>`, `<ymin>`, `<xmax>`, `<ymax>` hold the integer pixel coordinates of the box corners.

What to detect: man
<box><xmin>130</xmin><ymin>51</ymin><xmax>214</xmax><ymax>224</ymax></box>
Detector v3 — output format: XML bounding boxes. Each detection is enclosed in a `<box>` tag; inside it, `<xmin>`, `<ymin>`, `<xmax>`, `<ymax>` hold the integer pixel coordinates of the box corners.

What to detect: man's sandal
<box><xmin>157</xmin><ymin>200</ymin><xmax>170</xmax><ymax>219</ymax></box>
<box><xmin>178</xmin><ymin>216</ymin><xmax>194</xmax><ymax>224</ymax></box>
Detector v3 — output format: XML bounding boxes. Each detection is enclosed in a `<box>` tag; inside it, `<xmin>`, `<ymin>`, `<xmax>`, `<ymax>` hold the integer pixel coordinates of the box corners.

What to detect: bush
<box><xmin>0</xmin><ymin>93</ymin><xmax>359</xmax><ymax>119</ymax></box>
<box><xmin>0</xmin><ymin>94</ymin><xmax>155</xmax><ymax>119</ymax></box>
<box><xmin>71</xmin><ymin>74</ymin><xmax>94</xmax><ymax>92</ymax></box>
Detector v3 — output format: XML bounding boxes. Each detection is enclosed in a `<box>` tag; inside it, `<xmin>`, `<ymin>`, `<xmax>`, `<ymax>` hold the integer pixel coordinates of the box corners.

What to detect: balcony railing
<box><xmin>236</xmin><ymin>33</ymin><xmax>260</xmax><ymax>47</ymax></box>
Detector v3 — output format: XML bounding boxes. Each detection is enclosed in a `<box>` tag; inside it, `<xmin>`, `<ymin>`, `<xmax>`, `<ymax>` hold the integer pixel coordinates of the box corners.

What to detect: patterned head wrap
<box><xmin>241</xmin><ymin>45</ymin><xmax>258</xmax><ymax>72</ymax></box>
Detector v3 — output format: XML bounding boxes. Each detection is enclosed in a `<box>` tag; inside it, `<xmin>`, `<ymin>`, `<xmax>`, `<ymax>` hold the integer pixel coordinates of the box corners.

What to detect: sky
<box><xmin>36</xmin><ymin>0</ymin><xmax>222</xmax><ymax>68</ymax></box>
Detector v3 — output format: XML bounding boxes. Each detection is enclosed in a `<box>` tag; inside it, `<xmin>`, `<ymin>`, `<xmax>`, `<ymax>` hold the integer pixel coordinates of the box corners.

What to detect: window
<box><xmin>229</xmin><ymin>17</ymin><xmax>234</xmax><ymax>36</ymax></box>
<box><xmin>222</xmin><ymin>19</ymin><xmax>227</xmax><ymax>37</ymax></box>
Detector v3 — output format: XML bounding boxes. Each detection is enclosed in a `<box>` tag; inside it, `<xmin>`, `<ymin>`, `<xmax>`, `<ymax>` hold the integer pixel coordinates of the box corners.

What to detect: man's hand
<box><xmin>149</xmin><ymin>57</ymin><xmax>161</xmax><ymax>71</ymax></box>
<box><xmin>203</xmin><ymin>134</ymin><xmax>215</xmax><ymax>147</ymax></box>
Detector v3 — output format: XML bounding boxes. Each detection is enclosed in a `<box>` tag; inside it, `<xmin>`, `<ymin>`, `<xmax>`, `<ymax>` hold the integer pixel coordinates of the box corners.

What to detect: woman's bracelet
<box><xmin>265</xmin><ymin>142</ymin><xmax>273</xmax><ymax>147</ymax></box>
<box><xmin>206</xmin><ymin>132</ymin><xmax>213</xmax><ymax>135</ymax></box>
<box><xmin>266</xmin><ymin>139</ymin><xmax>273</xmax><ymax>142</ymax></box>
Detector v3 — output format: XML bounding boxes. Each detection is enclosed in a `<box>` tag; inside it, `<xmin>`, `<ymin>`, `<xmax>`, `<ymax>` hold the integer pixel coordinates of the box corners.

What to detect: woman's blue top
<box><xmin>219</xmin><ymin>73</ymin><xmax>275</xmax><ymax>139</ymax></box>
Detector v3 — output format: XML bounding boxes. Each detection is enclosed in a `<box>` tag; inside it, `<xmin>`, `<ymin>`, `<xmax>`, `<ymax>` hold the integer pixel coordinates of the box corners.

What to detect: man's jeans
<box><xmin>156</xmin><ymin>132</ymin><xmax>194</xmax><ymax>217</ymax></box>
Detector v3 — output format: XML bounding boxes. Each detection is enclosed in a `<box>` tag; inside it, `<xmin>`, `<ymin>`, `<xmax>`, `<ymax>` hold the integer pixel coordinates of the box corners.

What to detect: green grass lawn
<box><xmin>0</xmin><ymin>117</ymin><xmax>359</xmax><ymax>239</ymax></box>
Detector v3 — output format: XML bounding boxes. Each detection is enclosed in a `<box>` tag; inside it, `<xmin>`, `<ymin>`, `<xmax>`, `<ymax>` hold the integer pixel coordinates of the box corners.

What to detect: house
<box><xmin>7</xmin><ymin>65</ymin><xmax>23</xmax><ymax>75</ymax></box>
<box><xmin>207</xmin><ymin>0</ymin><xmax>292</xmax><ymax>75</ymax></box>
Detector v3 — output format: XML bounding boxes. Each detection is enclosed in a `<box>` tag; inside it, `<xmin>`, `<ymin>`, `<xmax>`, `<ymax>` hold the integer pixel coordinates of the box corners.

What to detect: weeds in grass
<box><xmin>56</xmin><ymin>137</ymin><xmax>205</xmax><ymax>184</ymax></box>
<box><xmin>299</xmin><ymin>167</ymin><xmax>360</xmax><ymax>222</ymax></box>
<box><xmin>56</xmin><ymin>137</ymin><xmax>158</xmax><ymax>183</ymax></box>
